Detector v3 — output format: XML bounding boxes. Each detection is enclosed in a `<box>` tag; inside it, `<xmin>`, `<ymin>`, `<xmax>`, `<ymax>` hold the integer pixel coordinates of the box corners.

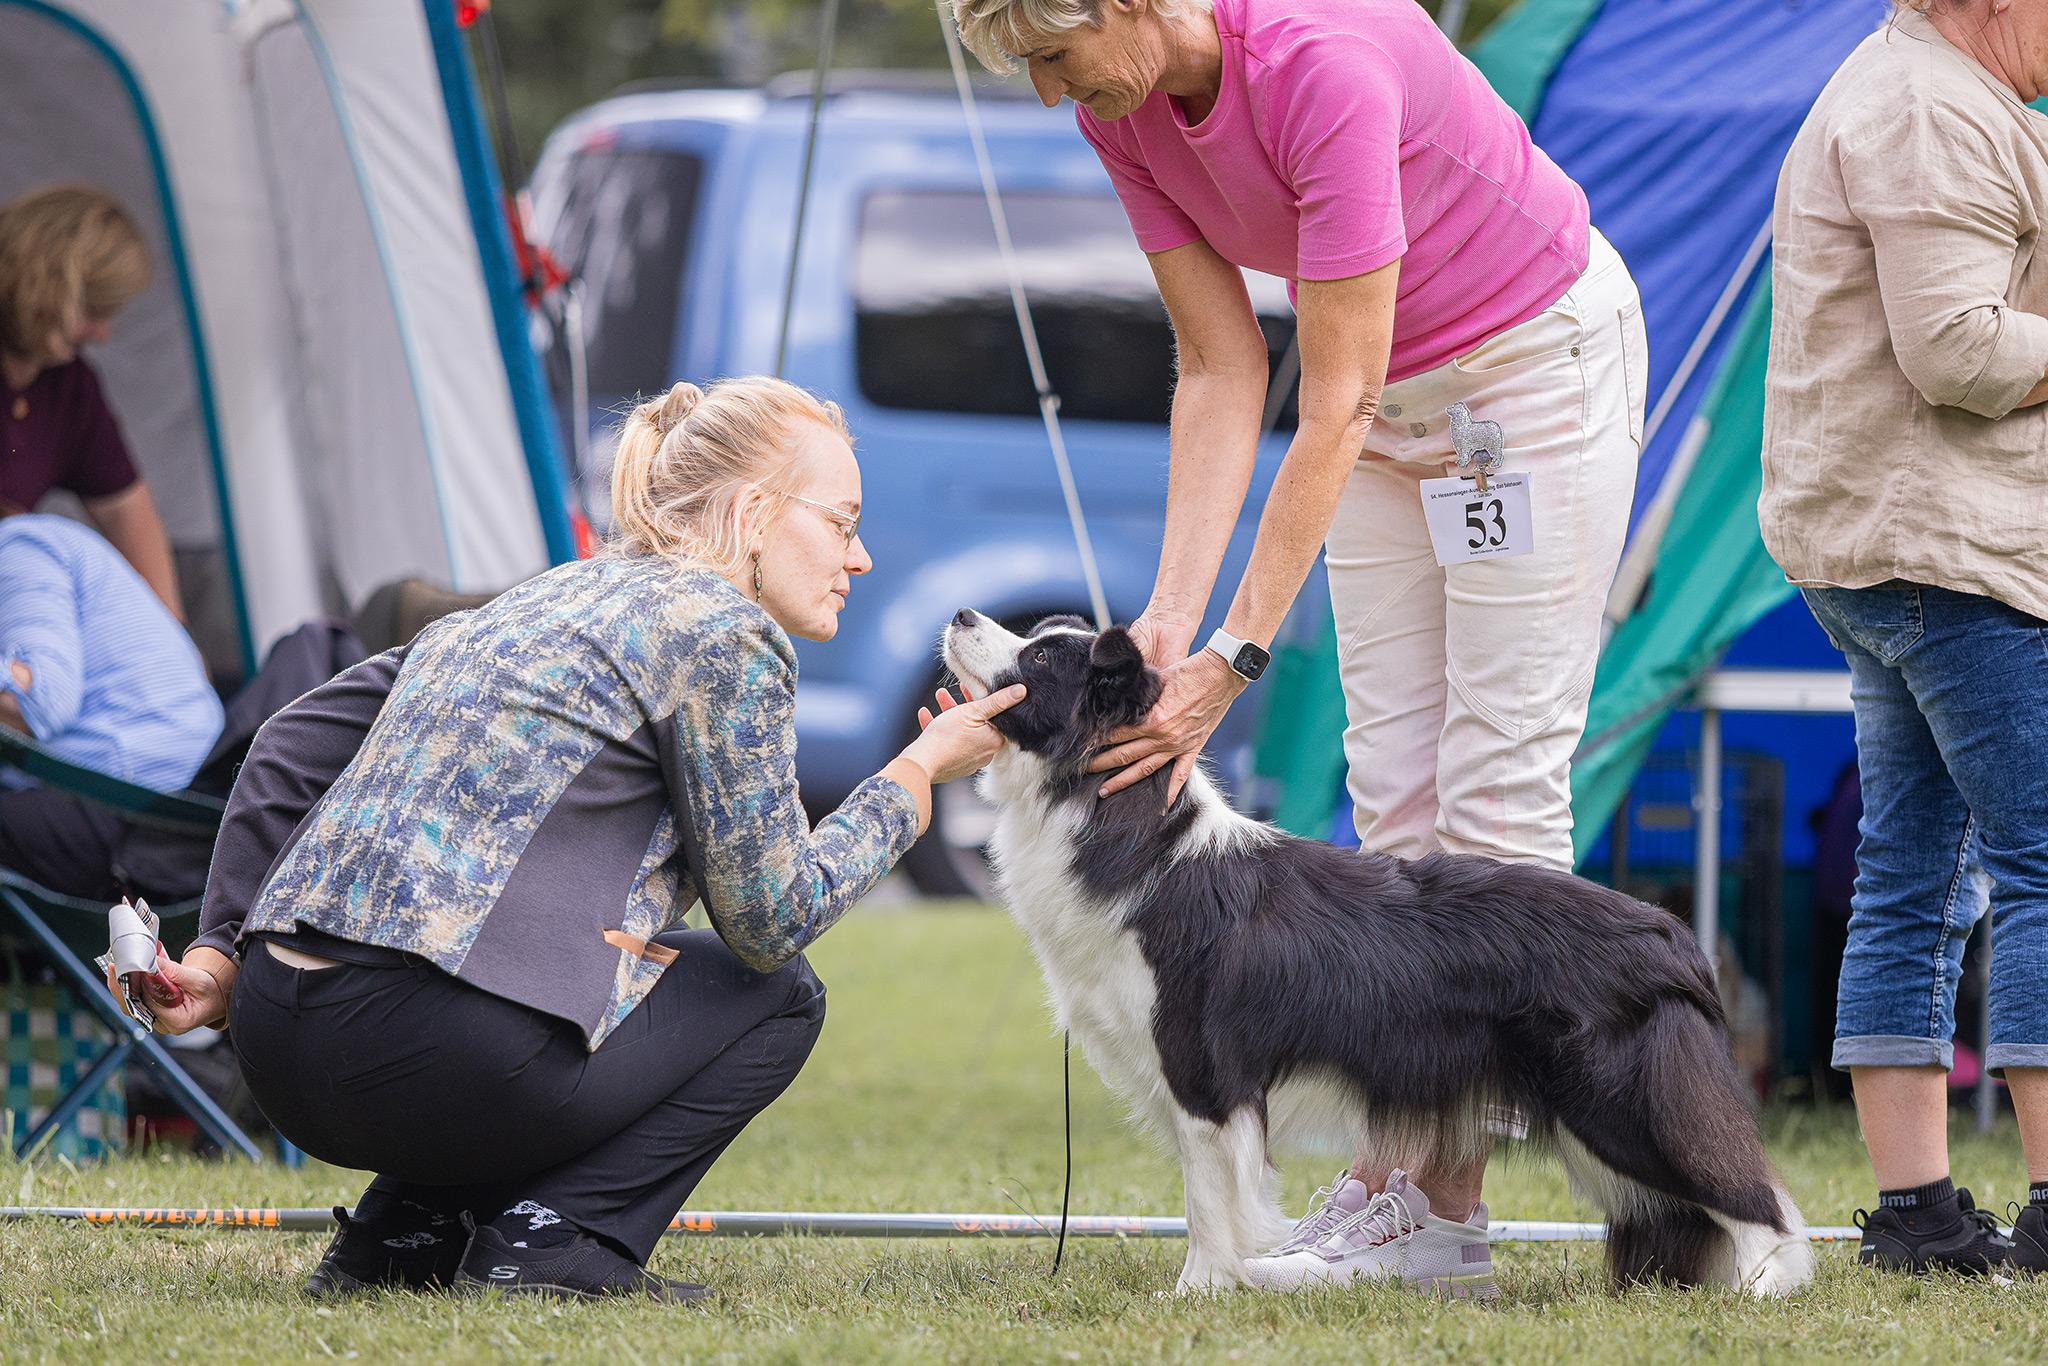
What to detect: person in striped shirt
<box><xmin>0</xmin><ymin>512</ymin><xmax>220</xmax><ymax>894</ymax></box>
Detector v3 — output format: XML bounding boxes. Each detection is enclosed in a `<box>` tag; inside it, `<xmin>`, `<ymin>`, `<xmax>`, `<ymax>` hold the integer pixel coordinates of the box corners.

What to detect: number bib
<box><xmin>1418</xmin><ymin>473</ymin><xmax>1535</xmax><ymax>567</ymax></box>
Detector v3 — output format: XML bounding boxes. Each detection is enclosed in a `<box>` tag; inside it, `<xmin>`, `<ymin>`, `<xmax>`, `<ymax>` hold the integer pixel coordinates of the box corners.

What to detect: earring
<box><xmin>752</xmin><ymin>551</ymin><xmax>763</xmax><ymax>602</ymax></box>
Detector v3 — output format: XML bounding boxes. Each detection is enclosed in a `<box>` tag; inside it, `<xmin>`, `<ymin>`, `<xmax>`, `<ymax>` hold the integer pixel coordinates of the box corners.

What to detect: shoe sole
<box><xmin>1423</xmin><ymin>1270</ymin><xmax>1500</xmax><ymax>1302</ymax></box>
<box><xmin>454</xmin><ymin>1272</ymin><xmax>711</xmax><ymax>1306</ymax></box>
<box><xmin>306</xmin><ymin>1265</ymin><xmax>456</xmax><ymax>1299</ymax></box>
<box><xmin>1243</xmin><ymin>1257</ymin><xmax>1497</xmax><ymax>1300</ymax></box>
<box><xmin>1859</xmin><ymin>1250</ymin><xmax>2009</xmax><ymax>1277</ymax></box>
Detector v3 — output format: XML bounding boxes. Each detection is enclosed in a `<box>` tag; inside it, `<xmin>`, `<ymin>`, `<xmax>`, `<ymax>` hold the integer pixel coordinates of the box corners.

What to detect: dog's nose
<box><xmin>951</xmin><ymin>609</ymin><xmax>978</xmax><ymax>628</ymax></box>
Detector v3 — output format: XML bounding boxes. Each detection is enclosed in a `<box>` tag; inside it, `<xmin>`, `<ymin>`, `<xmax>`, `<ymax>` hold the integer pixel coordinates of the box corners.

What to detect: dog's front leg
<box><xmin>1172</xmin><ymin>1109</ymin><xmax>1260</xmax><ymax>1294</ymax></box>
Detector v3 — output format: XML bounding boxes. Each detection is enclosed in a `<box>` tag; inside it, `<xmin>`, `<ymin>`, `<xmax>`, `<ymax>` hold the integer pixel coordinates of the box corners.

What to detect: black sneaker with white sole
<box><xmin>2008</xmin><ymin>1203</ymin><xmax>2048</xmax><ymax>1275</ymax></box>
<box><xmin>1854</xmin><ymin>1187</ymin><xmax>2013</xmax><ymax>1275</ymax></box>
<box><xmin>454</xmin><ymin>1222</ymin><xmax>711</xmax><ymax>1304</ymax></box>
<box><xmin>305</xmin><ymin>1204</ymin><xmax>465</xmax><ymax>1298</ymax></box>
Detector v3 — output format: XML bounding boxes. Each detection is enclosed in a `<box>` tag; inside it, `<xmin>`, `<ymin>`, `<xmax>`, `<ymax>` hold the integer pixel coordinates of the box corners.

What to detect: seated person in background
<box><xmin>0</xmin><ymin>184</ymin><xmax>182</xmax><ymax>618</ymax></box>
<box><xmin>0</xmin><ymin>513</ymin><xmax>221</xmax><ymax>897</ymax></box>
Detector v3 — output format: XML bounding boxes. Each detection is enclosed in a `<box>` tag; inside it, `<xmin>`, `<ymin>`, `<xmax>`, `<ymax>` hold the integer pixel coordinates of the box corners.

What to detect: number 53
<box><xmin>1464</xmin><ymin>498</ymin><xmax>1507</xmax><ymax>550</ymax></box>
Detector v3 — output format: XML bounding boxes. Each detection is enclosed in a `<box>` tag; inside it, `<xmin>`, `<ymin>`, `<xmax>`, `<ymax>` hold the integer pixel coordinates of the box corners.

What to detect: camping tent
<box><xmin>1257</xmin><ymin>0</ymin><xmax>1891</xmax><ymax>862</ymax></box>
<box><xmin>0</xmin><ymin>0</ymin><xmax>573</xmax><ymax>676</ymax></box>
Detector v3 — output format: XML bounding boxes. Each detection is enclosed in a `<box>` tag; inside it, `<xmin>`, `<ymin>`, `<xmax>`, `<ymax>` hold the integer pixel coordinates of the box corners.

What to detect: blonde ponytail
<box><xmin>609</xmin><ymin>375</ymin><xmax>852</xmax><ymax>576</ymax></box>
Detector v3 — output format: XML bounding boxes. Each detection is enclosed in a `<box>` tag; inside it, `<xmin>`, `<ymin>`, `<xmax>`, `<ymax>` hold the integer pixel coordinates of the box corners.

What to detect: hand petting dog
<box><xmin>1086</xmin><ymin>615</ymin><xmax>1246</xmax><ymax>805</ymax></box>
<box><xmin>909</xmin><ymin>681</ymin><xmax>1027</xmax><ymax>784</ymax></box>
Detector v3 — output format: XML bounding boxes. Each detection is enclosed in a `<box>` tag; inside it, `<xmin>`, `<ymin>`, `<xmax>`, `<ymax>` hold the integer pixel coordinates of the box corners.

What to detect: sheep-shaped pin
<box><xmin>1447</xmin><ymin>403</ymin><xmax>1504</xmax><ymax>490</ymax></box>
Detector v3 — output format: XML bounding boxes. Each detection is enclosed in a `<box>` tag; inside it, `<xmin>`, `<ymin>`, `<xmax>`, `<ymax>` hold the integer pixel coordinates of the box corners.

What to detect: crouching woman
<box><xmin>144</xmin><ymin>377</ymin><xmax>1022</xmax><ymax>1302</ymax></box>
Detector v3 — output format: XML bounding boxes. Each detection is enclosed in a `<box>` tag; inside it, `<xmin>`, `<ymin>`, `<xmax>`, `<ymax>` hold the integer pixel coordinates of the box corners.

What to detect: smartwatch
<box><xmin>1205</xmin><ymin>628</ymin><xmax>1271</xmax><ymax>683</ymax></box>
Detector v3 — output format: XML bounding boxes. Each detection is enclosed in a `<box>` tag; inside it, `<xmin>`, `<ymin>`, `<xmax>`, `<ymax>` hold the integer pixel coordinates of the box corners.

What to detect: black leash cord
<box><xmin>1051</xmin><ymin>1029</ymin><xmax>1072</xmax><ymax>1276</ymax></box>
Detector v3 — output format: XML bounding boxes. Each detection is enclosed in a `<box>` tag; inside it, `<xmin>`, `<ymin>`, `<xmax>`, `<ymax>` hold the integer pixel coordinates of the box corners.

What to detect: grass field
<box><xmin>3</xmin><ymin>905</ymin><xmax>2044</xmax><ymax>1362</ymax></box>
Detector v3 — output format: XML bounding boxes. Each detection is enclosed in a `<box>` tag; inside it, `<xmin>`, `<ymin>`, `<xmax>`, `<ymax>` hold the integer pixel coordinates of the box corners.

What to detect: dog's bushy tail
<box><xmin>1554</xmin><ymin>996</ymin><xmax>1812</xmax><ymax>1295</ymax></box>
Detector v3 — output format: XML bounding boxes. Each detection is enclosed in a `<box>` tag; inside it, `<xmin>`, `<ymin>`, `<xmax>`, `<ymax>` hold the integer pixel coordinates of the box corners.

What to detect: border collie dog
<box><xmin>944</xmin><ymin>610</ymin><xmax>1813</xmax><ymax>1298</ymax></box>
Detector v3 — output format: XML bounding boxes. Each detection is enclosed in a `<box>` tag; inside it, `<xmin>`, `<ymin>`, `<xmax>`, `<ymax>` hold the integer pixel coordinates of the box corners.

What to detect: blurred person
<box><xmin>144</xmin><ymin>377</ymin><xmax>1025</xmax><ymax>1303</ymax></box>
<box><xmin>952</xmin><ymin>0</ymin><xmax>1645</xmax><ymax>1292</ymax></box>
<box><xmin>0</xmin><ymin>184</ymin><xmax>181</xmax><ymax>617</ymax></box>
<box><xmin>1762</xmin><ymin>0</ymin><xmax>2048</xmax><ymax>1277</ymax></box>
<box><xmin>0</xmin><ymin>512</ymin><xmax>221</xmax><ymax>892</ymax></box>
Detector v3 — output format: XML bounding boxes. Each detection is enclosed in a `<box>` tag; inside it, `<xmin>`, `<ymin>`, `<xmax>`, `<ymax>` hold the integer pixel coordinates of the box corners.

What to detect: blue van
<box><xmin>527</xmin><ymin>76</ymin><xmax>1301</xmax><ymax>894</ymax></box>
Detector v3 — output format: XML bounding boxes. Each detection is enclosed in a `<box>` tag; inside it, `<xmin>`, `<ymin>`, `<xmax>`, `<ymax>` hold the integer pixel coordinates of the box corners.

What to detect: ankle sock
<box><xmin>490</xmin><ymin>1199</ymin><xmax>579</xmax><ymax>1250</ymax></box>
<box><xmin>2029</xmin><ymin>1182</ymin><xmax>2048</xmax><ymax>1209</ymax></box>
<box><xmin>1878</xmin><ymin>1176</ymin><xmax>1956</xmax><ymax>1226</ymax></box>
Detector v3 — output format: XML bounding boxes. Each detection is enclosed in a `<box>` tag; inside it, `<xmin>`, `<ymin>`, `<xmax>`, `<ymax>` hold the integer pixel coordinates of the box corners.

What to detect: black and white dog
<box><xmin>943</xmin><ymin>610</ymin><xmax>1813</xmax><ymax>1297</ymax></box>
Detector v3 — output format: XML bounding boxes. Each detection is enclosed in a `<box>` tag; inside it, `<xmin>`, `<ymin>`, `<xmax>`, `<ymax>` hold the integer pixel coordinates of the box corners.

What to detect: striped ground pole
<box><xmin>0</xmin><ymin>1206</ymin><xmax>1865</xmax><ymax>1242</ymax></box>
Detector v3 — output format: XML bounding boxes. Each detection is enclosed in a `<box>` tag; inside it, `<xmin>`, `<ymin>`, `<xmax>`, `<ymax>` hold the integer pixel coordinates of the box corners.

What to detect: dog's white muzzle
<box><xmin>942</xmin><ymin>609</ymin><xmax>1029</xmax><ymax>697</ymax></box>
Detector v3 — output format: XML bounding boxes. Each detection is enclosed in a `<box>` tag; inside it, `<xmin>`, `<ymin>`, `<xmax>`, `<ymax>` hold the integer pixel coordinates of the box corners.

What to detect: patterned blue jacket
<box><xmin>195</xmin><ymin>555</ymin><xmax>919</xmax><ymax>1047</ymax></box>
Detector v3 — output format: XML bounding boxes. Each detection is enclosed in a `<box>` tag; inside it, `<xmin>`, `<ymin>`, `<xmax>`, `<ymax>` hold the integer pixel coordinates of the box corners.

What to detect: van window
<box><xmin>855</xmin><ymin>190</ymin><xmax>1295</xmax><ymax>427</ymax></box>
<box><xmin>541</xmin><ymin>145</ymin><xmax>703</xmax><ymax>399</ymax></box>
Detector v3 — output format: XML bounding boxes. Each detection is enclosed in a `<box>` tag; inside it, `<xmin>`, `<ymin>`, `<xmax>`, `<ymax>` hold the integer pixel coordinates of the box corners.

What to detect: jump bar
<box><xmin>0</xmin><ymin>1206</ymin><xmax>1864</xmax><ymax>1243</ymax></box>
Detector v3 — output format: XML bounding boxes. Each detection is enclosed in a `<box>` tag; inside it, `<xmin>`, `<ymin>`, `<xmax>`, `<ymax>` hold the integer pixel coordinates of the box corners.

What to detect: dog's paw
<box><xmin>1173</xmin><ymin>1261</ymin><xmax>1245</xmax><ymax>1296</ymax></box>
<box><xmin>1739</xmin><ymin>1235</ymin><xmax>1815</xmax><ymax>1297</ymax></box>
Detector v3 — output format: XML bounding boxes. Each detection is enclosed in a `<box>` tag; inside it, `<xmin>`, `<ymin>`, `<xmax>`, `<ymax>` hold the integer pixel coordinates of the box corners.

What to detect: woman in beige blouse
<box><xmin>1762</xmin><ymin>0</ymin><xmax>2048</xmax><ymax>1278</ymax></box>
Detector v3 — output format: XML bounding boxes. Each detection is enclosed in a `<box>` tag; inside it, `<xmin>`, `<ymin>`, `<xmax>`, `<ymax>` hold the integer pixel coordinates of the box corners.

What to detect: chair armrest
<box><xmin>0</xmin><ymin>729</ymin><xmax>224</xmax><ymax>835</ymax></box>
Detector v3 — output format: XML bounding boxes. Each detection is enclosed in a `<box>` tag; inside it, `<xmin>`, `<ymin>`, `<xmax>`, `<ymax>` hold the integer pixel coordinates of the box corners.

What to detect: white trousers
<box><xmin>1326</xmin><ymin>229</ymin><xmax>1646</xmax><ymax>873</ymax></box>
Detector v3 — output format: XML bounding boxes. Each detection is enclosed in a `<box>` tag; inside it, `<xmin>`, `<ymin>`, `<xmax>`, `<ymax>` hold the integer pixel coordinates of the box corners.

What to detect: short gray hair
<box><xmin>951</xmin><ymin>0</ymin><xmax>1212</xmax><ymax>76</ymax></box>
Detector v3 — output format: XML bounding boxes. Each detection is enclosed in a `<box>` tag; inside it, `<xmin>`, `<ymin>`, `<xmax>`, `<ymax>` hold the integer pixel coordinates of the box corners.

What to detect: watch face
<box><xmin>1232</xmin><ymin>643</ymin><xmax>1269</xmax><ymax>681</ymax></box>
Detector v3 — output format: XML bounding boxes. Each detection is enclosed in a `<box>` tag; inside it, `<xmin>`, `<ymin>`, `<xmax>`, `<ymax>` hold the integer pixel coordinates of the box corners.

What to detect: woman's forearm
<box><xmin>1217</xmin><ymin>266</ymin><xmax>1399</xmax><ymax>649</ymax></box>
<box><xmin>1222</xmin><ymin>418</ymin><xmax>1370</xmax><ymax>647</ymax></box>
<box><xmin>878</xmin><ymin>755</ymin><xmax>932</xmax><ymax>834</ymax></box>
<box><xmin>1146</xmin><ymin>367</ymin><xmax>1269</xmax><ymax>653</ymax></box>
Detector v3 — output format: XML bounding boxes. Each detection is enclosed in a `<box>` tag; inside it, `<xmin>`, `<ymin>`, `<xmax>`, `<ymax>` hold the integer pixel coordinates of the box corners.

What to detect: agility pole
<box><xmin>0</xmin><ymin>1206</ymin><xmax>1864</xmax><ymax>1243</ymax></box>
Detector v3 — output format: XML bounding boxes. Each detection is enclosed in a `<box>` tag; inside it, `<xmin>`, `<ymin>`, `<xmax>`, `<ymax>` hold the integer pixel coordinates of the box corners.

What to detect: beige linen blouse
<box><xmin>1761</xmin><ymin>11</ymin><xmax>2048</xmax><ymax>620</ymax></box>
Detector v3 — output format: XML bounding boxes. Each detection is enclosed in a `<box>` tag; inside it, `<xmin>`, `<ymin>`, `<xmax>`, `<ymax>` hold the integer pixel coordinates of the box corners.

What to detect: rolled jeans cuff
<box><xmin>1985</xmin><ymin>1044</ymin><xmax>2048</xmax><ymax>1077</ymax></box>
<box><xmin>1831</xmin><ymin>1034</ymin><xmax>1954</xmax><ymax>1072</ymax></box>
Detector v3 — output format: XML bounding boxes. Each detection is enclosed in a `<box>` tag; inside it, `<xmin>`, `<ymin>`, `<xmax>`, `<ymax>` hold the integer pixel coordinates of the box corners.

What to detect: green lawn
<box><xmin>3</xmin><ymin>906</ymin><xmax>2043</xmax><ymax>1362</ymax></box>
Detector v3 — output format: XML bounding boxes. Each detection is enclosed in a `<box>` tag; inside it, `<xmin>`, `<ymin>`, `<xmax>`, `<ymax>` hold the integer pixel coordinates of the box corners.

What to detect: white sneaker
<box><xmin>1242</xmin><ymin>1169</ymin><xmax>1497</xmax><ymax>1299</ymax></box>
<box><xmin>1266</xmin><ymin>1170</ymin><xmax>1372</xmax><ymax>1256</ymax></box>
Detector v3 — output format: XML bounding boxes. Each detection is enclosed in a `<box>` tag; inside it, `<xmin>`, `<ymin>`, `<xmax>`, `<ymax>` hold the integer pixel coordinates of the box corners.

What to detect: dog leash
<box><xmin>1052</xmin><ymin>1031</ymin><xmax>1073</xmax><ymax>1276</ymax></box>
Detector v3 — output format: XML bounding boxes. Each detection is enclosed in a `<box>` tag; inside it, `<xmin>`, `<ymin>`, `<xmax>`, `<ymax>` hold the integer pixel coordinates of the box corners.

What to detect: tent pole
<box><xmin>1435</xmin><ymin>0</ymin><xmax>1472</xmax><ymax>43</ymax></box>
<box><xmin>1694</xmin><ymin>705</ymin><xmax>1723</xmax><ymax>978</ymax></box>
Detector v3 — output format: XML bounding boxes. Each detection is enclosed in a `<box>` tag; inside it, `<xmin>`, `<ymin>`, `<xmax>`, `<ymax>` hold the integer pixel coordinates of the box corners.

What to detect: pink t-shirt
<box><xmin>1078</xmin><ymin>0</ymin><xmax>1589</xmax><ymax>382</ymax></box>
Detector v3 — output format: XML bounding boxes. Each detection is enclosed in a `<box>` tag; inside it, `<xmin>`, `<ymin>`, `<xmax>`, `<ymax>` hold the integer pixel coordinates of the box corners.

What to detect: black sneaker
<box><xmin>305</xmin><ymin>1204</ymin><xmax>465</xmax><ymax>1298</ymax></box>
<box><xmin>453</xmin><ymin>1222</ymin><xmax>711</xmax><ymax>1305</ymax></box>
<box><xmin>2008</xmin><ymin>1203</ymin><xmax>2048</xmax><ymax>1275</ymax></box>
<box><xmin>1854</xmin><ymin>1187</ymin><xmax>2013</xmax><ymax>1275</ymax></box>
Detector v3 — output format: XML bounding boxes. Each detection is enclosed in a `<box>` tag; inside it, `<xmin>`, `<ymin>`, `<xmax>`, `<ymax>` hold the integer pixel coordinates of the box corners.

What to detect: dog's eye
<box><xmin>1032</xmin><ymin>648</ymin><xmax>1048</xmax><ymax>664</ymax></box>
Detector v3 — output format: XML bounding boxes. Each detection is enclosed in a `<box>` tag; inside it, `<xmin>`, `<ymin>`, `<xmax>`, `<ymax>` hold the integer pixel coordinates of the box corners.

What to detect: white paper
<box><xmin>1419</xmin><ymin>473</ymin><xmax>1535</xmax><ymax>568</ymax></box>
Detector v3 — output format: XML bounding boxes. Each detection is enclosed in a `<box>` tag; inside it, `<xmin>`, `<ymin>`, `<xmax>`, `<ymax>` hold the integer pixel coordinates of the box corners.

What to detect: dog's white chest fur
<box><xmin>981</xmin><ymin>766</ymin><xmax>1174</xmax><ymax>1132</ymax></box>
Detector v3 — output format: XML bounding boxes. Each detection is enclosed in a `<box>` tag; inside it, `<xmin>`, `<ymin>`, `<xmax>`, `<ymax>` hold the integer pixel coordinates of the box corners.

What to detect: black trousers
<box><xmin>0</xmin><ymin>789</ymin><xmax>124</xmax><ymax>899</ymax></box>
<box><xmin>229</xmin><ymin>929</ymin><xmax>824</xmax><ymax>1263</ymax></box>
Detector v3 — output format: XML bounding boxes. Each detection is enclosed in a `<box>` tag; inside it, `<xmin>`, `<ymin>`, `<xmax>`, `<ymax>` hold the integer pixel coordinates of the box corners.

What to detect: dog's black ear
<box><xmin>1083</xmin><ymin>627</ymin><xmax>1161</xmax><ymax>728</ymax></box>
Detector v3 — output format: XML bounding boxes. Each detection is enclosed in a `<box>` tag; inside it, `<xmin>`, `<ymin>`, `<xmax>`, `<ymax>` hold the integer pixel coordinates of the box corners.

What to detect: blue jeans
<box><xmin>1802</xmin><ymin>582</ymin><xmax>2048</xmax><ymax>1076</ymax></box>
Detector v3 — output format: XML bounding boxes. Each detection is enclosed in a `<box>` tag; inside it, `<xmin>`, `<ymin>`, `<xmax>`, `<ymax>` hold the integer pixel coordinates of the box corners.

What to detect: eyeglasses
<box><xmin>785</xmin><ymin>492</ymin><xmax>862</xmax><ymax>547</ymax></box>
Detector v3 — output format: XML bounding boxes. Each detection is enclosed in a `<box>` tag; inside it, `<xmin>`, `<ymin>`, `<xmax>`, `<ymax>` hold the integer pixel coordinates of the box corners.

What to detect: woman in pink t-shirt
<box><xmin>955</xmin><ymin>0</ymin><xmax>1647</xmax><ymax>1296</ymax></box>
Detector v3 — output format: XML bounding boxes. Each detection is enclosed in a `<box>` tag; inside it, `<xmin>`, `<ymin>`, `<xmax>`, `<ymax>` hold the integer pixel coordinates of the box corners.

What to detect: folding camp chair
<box><xmin>0</xmin><ymin>728</ymin><xmax>262</xmax><ymax>1160</ymax></box>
